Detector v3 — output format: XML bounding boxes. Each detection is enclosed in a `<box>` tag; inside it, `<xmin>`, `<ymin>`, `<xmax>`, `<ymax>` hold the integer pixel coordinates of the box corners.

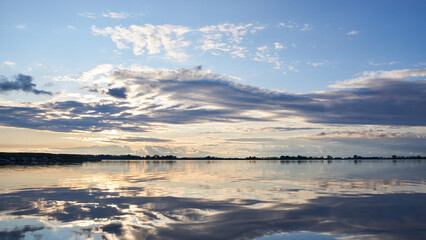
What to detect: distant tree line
<box><xmin>97</xmin><ymin>154</ymin><xmax>426</xmax><ymax>160</ymax></box>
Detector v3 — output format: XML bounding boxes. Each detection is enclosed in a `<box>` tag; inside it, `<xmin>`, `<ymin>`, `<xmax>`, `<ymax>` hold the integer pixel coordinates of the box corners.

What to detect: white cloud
<box><xmin>279</xmin><ymin>21</ymin><xmax>312</xmax><ymax>31</ymax></box>
<box><xmin>257</xmin><ymin>45</ymin><xmax>267</xmax><ymax>51</ymax></box>
<box><xmin>252</xmin><ymin>44</ymin><xmax>282</xmax><ymax>69</ymax></box>
<box><xmin>102</xmin><ymin>12</ymin><xmax>130</xmax><ymax>19</ymax></box>
<box><xmin>199</xmin><ymin>23</ymin><xmax>265</xmax><ymax>58</ymax></box>
<box><xmin>274</xmin><ymin>42</ymin><xmax>285</xmax><ymax>50</ymax></box>
<box><xmin>67</xmin><ymin>25</ymin><xmax>76</xmax><ymax>30</ymax></box>
<box><xmin>92</xmin><ymin>23</ymin><xmax>265</xmax><ymax>61</ymax></box>
<box><xmin>347</xmin><ymin>30</ymin><xmax>359</xmax><ymax>36</ymax></box>
<box><xmin>330</xmin><ymin>68</ymin><xmax>426</xmax><ymax>88</ymax></box>
<box><xmin>368</xmin><ymin>61</ymin><xmax>397</xmax><ymax>66</ymax></box>
<box><xmin>92</xmin><ymin>24</ymin><xmax>192</xmax><ymax>61</ymax></box>
<box><xmin>78</xmin><ymin>12</ymin><xmax>96</xmax><ymax>19</ymax></box>
<box><xmin>279</xmin><ymin>22</ymin><xmax>297</xmax><ymax>29</ymax></box>
<box><xmin>288</xmin><ymin>65</ymin><xmax>299</xmax><ymax>72</ymax></box>
<box><xmin>308</xmin><ymin>61</ymin><xmax>328</xmax><ymax>67</ymax></box>
<box><xmin>3</xmin><ymin>61</ymin><xmax>16</xmax><ymax>67</ymax></box>
<box><xmin>54</xmin><ymin>64</ymin><xmax>115</xmax><ymax>83</ymax></box>
<box><xmin>300</xmin><ymin>24</ymin><xmax>312</xmax><ymax>31</ymax></box>
<box><xmin>16</xmin><ymin>24</ymin><xmax>26</xmax><ymax>29</ymax></box>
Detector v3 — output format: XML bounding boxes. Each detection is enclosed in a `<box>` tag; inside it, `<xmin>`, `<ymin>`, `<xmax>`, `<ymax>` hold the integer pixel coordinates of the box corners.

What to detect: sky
<box><xmin>0</xmin><ymin>0</ymin><xmax>425</xmax><ymax>157</ymax></box>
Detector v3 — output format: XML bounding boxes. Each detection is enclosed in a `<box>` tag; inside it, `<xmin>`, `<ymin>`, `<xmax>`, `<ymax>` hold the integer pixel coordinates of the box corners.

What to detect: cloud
<box><xmin>198</xmin><ymin>23</ymin><xmax>265</xmax><ymax>58</ymax></box>
<box><xmin>313</xmin><ymin>130</ymin><xmax>424</xmax><ymax>139</ymax></box>
<box><xmin>54</xmin><ymin>64</ymin><xmax>114</xmax><ymax>82</ymax></box>
<box><xmin>111</xmin><ymin>67</ymin><xmax>426</xmax><ymax>127</ymax></box>
<box><xmin>78</xmin><ymin>12</ymin><xmax>96</xmax><ymax>19</ymax></box>
<box><xmin>347</xmin><ymin>30</ymin><xmax>359</xmax><ymax>35</ymax></box>
<box><xmin>92</xmin><ymin>23</ymin><xmax>265</xmax><ymax>61</ymax></box>
<box><xmin>113</xmin><ymin>137</ymin><xmax>171</xmax><ymax>143</ymax></box>
<box><xmin>0</xmin><ymin>101</ymin><xmax>138</xmax><ymax>132</ymax></box>
<box><xmin>52</xmin><ymin>145</ymin><xmax>132</xmax><ymax>155</ymax></box>
<box><xmin>1</xmin><ymin>184</ymin><xmax>424</xmax><ymax>240</ymax></box>
<box><xmin>252</xmin><ymin>45</ymin><xmax>282</xmax><ymax>69</ymax></box>
<box><xmin>3</xmin><ymin>61</ymin><xmax>16</xmax><ymax>67</ymax></box>
<box><xmin>300</xmin><ymin>24</ymin><xmax>312</xmax><ymax>31</ymax></box>
<box><xmin>67</xmin><ymin>25</ymin><xmax>76</xmax><ymax>30</ymax></box>
<box><xmin>0</xmin><ymin>74</ymin><xmax>52</xmax><ymax>95</ymax></box>
<box><xmin>279</xmin><ymin>21</ymin><xmax>312</xmax><ymax>31</ymax></box>
<box><xmin>16</xmin><ymin>24</ymin><xmax>26</xmax><ymax>29</ymax></box>
<box><xmin>274</xmin><ymin>42</ymin><xmax>285</xmax><ymax>50</ymax></box>
<box><xmin>135</xmin><ymin>145</ymin><xmax>207</xmax><ymax>156</ymax></box>
<box><xmin>226</xmin><ymin>138</ymin><xmax>279</xmax><ymax>142</ymax></box>
<box><xmin>0</xmin><ymin>67</ymin><xmax>425</xmax><ymax>136</ymax></box>
<box><xmin>92</xmin><ymin>24</ymin><xmax>192</xmax><ymax>61</ymax></box>
<box><xmin>102</xmin><ymin>12</ymin><xmax>130</xmax><ymax>19</ymax></box>
<box><xmin>368</xmin><ymin>61</ymin><xmax>397</xmax><ymax>66</ymax></box>
<box><xmin>107</xmin><ymin>87</ymin><xmax>127</xmax><ymax>99</ymax></box>
<box><xmin>288</xmin><ymin>65</ymin><xmax>299</xmax><ymax>72</ymax></box>
<box><xmin>301</xmin><ymin>79</ymin><xmax>426</xmax><ymax>126</ymax></box>
<box><xmin>308</xmin><ymin>133</ymin><xmax>426</xmax><ymax>155</ymax></box>
<box><xmin>308</xmin><ymin>61</ymin><xmax>328</xmax><ymax>67</ymax></box>
<box><xmin>330</xmin><ymin>68</ymin><xmax>426</xmax><ymax>88</ymax></box>
<box><xmin>259</xmin><ymin>127</ymin><xmax>320</xmax><ymax>132</ymax></box>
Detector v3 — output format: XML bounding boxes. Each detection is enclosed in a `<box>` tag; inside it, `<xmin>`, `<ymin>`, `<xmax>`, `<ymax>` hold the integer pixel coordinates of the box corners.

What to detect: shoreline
<box><xmin>0</xmin><ymin>152</ymin><xmax>425</xmax><ymax>165</ymax></box>
<box><xmin>0</xmin><ymin>152</ymin><xmax>101</xmax><ymax>165</ymax></box>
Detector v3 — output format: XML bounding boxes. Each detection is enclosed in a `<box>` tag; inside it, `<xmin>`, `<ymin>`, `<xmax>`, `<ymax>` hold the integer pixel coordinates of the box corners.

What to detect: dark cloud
<box><xmin>298</xmin><ymin>80</ymin><xmax>426</xmax><ymax>126</ymax></box>
<box><xmin>107</xmin><ymin>87</ymin><xmax>127</xmax><ymax>99</ymax></box>
<box><xmin>0</xmin><ymin>101</ymin><xmax>143</xmax><ymax>132</ymax></box>
<box><xmin>114</xmin><ymin>137</ymin><xmax>171</xmax><ymax>143</ymax></box>
<box><xmin>261</xmin><ymin>127</ymin><xmax>319</xmax><ymax>131</ymax></box>
<box><xmin>0</xmin><ymin>68</ymin><xmax>425</xmax><ymax>136</ymax></box>
<box><xmin>0</xmin><ymin>74</ymin><xmax>52</xmax><ymax>95</ymax></box>
<box><xmin>111</xmin><ymin>68</ymin><xmax>426</xmax><ymax>127</ymax></box>
<box><xmin>226</xmin><ymin>138</ymin><xmax>279</xmax><ymax>142</ymax></box>
<box><xmin>240</xmin><ymin>127</ymin><xmax>320</xmax><ymax>132</ymax></box>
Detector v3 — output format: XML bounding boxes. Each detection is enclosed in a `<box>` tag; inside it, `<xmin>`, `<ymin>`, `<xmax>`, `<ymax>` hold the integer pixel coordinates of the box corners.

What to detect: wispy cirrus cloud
<box><xmin>279</xmin><ymin>21</ymin><xmax>312</xmax><ymax>31</ymax></box>
<box><xmin>330</xmin><ymin>68</ymin><xmax>426</xmax><ymax>88</ymax></box>
<box><xmin>347</xmin><ymin>30</ymin><xmax>359</xmax><ymax>35</ymax></box>
<box><xmin>102</xmin><ymin>11</ymin><xmax>130</xmax><ymax>19</ymax></box>
<box><xmin>78</xmin><ymin>12</ymin><xmax>96</xmax><ymax>19</ymax></box>
<box><xmin>15</xmin><ymin>24</ymin><xmax>26</xmax><ymax>29</ymax></box>
<box><xmin>3</xmin><ymin>61</ymin><xmax>16</xmax><ymax>67</ymax></box>
<box><xmin>307</xmin><ymin>61</ymin><xmax>330</xmax><ymax>67</ymax></box>
<box><xmin>368</xmin><ymin>61</ymin><xmax>397</xmax><ymax>66</ymax></box>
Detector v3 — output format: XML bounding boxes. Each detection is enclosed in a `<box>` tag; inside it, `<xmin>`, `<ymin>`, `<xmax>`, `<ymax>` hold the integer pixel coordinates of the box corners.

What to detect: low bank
<box><xmin>0</xmin><ymin>152</ymin><xmax>101</xmax><ymax>165</ymax></box>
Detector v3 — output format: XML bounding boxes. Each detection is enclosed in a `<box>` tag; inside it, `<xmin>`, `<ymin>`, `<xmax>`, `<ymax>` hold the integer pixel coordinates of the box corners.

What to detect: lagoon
<box><xmin>0</xmin><ymin>160</ymin><xmax>425</xmax><ymax>239</ymax></box>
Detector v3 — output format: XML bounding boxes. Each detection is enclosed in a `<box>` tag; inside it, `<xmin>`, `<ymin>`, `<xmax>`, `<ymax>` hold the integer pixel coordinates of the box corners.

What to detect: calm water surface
<box><xmin>0</xmin><ymin>160</ymin><xmax>425</xmax><ymax>240</ymax></box>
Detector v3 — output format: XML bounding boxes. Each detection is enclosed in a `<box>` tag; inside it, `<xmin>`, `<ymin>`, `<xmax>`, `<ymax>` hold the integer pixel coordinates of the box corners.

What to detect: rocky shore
<box><xmin>0</xmin><ymin>152</ymin><xmax>101</xmax><ymax>165</ymax></box>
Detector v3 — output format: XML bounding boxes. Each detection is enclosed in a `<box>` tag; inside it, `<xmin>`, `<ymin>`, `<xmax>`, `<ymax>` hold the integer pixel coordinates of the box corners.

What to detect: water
<box><xmin>0</xmin><ymin>160</ymin><xmax>425</xmax><ymax>240</ymax></box>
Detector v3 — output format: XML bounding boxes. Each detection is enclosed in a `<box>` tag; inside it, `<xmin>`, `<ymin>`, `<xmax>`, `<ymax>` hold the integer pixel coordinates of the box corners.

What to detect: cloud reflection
<box><xmin>0</xmin><ymin>160</ymin><xmax>425</xmax><ymax>239</ymax></box>
<box><xmin>0</xmin><ymin>186</ymin><xmax>424</xmax><ymax>240</ymax></box>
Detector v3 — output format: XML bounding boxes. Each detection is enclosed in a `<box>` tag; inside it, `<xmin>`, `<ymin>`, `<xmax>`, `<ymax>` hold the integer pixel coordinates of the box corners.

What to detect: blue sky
<box><xmin>0</xmin><ymin>0</ymin><xmax>425</xmax><ymax>157</ymax></box>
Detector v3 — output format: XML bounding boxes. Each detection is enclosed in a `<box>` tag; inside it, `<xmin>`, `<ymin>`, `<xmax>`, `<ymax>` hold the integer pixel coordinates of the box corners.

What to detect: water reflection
<box><xmin>0</xmin><ymin>160</ymin><xmax>425</xmax><ymax>239</ymax></box>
